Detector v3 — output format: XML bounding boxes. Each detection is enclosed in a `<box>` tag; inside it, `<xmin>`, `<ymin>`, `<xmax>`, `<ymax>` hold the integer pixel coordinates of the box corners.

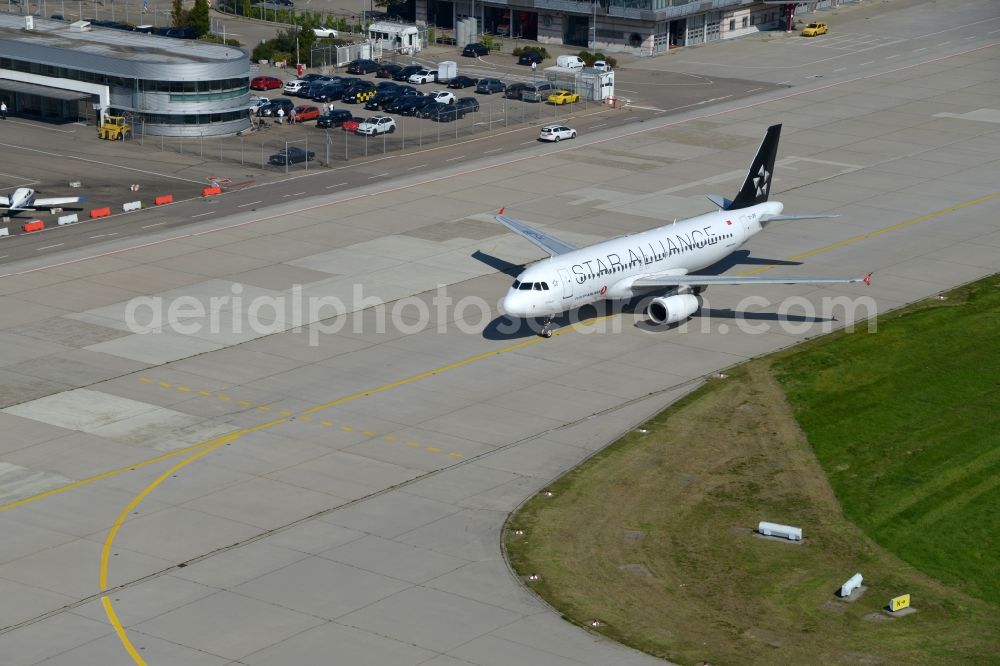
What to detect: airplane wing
<box><xmin>760</xmin><ymin>213</ymin><xmax>839</xmax><ymax>223</ymax></box>
<box><xmin>0</xmin><ymin>195</ymin><xmax>9</xmax><ymax>207</ymax></box>
<box><xmin>496</xmin><ymin>209</ymin><xmax>578</xmax><ymax>256</ymax></box>
<box><xmin>33</xmin><ymin>196</ymin><xmax>85</xmax><ymax>208</ymax></box>
<box><xmin>633</xmin><ymin>272</ymin><xmax>872</xmax><ymax>287</ymax></box>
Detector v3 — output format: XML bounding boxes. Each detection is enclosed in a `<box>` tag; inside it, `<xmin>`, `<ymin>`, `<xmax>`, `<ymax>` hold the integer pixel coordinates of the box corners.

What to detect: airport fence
<box><xmin>118</xmin><ymin>95</ymin><xmax>620</xmax><ymax>171</ymax></box>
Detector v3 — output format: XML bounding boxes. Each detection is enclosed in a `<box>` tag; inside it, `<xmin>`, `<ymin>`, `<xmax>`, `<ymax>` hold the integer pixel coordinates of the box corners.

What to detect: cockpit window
<box><xmin>532</xmin><ymin>283</ymin><xmax>542</xmax><ymax>290</ymax></box>
<box><xmin>518</xmin><ymin>282</ymin><xmax>533</xmax><ymax>290</ymax></box>
<box><xmin>512</xmin><ymin>280</ymin><xmax>520</xmax><ymax>289</ymax></box>
<box><xmin>541</xmin><ymin>282</ymin><xmax>549</xmax><ymax>290</ymax></box>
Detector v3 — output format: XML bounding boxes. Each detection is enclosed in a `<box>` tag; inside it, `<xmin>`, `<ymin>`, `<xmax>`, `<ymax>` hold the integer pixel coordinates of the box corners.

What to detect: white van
<box><xmin>556</xmin><ymin>55</ymin><xmax>585</xmax><ymax>69</ymax></box>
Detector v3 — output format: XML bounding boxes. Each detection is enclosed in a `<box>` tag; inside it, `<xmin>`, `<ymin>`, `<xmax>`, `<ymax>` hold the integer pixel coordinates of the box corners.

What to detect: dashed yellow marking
<box><xmin>320</xmin><ymin>420</ymin><xmax>333</xmax><ymax>427</ymax></box>
<box><xmin>404</xmin><ymin>441</ymin><xmax>419</xmax><ymax>448</ymax></box>
<box><xmin>279</xmin><ymin>410</ymin><xmax>293</xmax><ymax>417</ymax></box>
<box><xmin>199</xmin><ymin>390</ymin><xmax>211</xmax><ymax>396</ymax></box>
<box><xmin>257</xmin><ymin>405</ymin><xmax>271</xmax><ymax>412</ymax></box>
<box><xmin>300</xmin><ymin>415</ymin><xmax>313</xmax><ymax>422</ymax></box>
<box><xmin>238</xmin><ymin>400</ymin><xmax>252</xmax><ymax>407</ymax></box>
<box><xmin>217</xmin><ymin>394</ymin><xmax>231</xmax><ymax>401</ymax></box>
<box><xmin>426</xmin><ymin>447</ymin><xmax>442</xmax><ymax>453</ymax></box>
<box><xmin>138</xmin><ymin>376</ymin><xmax>151</xmax><ymax>383</ymax></box>
<box><xmin>449</xmin><ymin>453</ymin><xmax>464</xmax><ymax>459</ymax></box>
<box><xmin>176</xmin><ymin>386</ymin><xmax>190</xmax><ymax>392</ymax></box>
<box><xmin>363</xmin><ymin>431</ymin><xmax>376</xmax><ymax>437</ymax></box>
<box><xmin>340</xmin><ymin>425</ymin><xmax>353</xmax><ymax>432</ymax></box>
<box><xmin>383</xmin><ymin>435</ymin><xmax>397</xmax><ymax>442</ymax></box>
<box><xmin>158</xmin><ymin>381</ymin><xmax>172</xmax><ymax>388</ymax></box>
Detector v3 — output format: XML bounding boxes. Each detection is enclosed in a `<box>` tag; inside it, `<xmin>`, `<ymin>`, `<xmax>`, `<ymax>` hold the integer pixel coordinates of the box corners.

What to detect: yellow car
<box><xmin>547</xmin><ymin>90</ymin><xmax>580</xmax><ymax>105</ymax></box>
<box><xmin>801</xmin><ymin>21</ymin><xmax>828</xmax><ymax>37</ymax></box>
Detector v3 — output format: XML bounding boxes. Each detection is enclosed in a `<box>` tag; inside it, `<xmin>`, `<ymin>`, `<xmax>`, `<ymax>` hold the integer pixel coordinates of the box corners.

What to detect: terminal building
<box><xmin>0</xmin><ymin>15</ymin><xmax>252</xmax><ymax>136</ymax></box>
<box><xmin>420</xmin><ymin>0</ymin><xmax>823</xmax><ymax>54</ymax></box>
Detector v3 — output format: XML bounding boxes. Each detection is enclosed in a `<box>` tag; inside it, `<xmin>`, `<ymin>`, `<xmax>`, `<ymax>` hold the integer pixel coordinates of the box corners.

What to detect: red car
<box><xmin>250</xmin><ymin>75</ymin><xmax>283</xmax><ymax>91</ymax></box>
<box><xmin>292</xmin><ymin>105</ymin><xmax>321</xmax><ymax>122</ymax></box>
<box><xmin>341</xmin><ymin>117</ymin><xmax>364</xmax><ymax>132</ymax></box>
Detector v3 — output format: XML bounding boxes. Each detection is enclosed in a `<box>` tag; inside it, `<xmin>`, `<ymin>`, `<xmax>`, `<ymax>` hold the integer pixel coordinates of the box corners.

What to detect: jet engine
<box><xmin>647</xmin><ymin>294</ymin><xmax>701</xmax><ymax>325</ymax></box>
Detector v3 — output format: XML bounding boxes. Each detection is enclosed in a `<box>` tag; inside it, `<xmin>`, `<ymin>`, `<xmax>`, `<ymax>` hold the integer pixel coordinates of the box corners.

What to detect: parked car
<box><xmin>312</xmin><ymin>27</ymin><xmax>338</xmax><ymax>37</ymax></box>
<box><xmin>250</xmin><ymin>75</ymin><xmax>282</xmax><ymax>90</ymax></box>
<box><xmin>397</xmin><ymin>96</ymin><xmax>438</xmax><ymax>116</ymax></box>
<box><xmin>292</xmin><ymin>105</ymin><xmax>321</xmax><ymax>121</ymax></box>
<box><xmin>375</xmin><ymin>80</ymin><xmax>401</xmax><ymax>92</ymax></box>
<box><xmin>556</xmin><ymin>55</ymin><xmax>585</xmax><ymax>69</ymax></box>
<box><xmin>547</xmin><ymin>90</ymin><xmax>580</xmax><ymax>105</ymax></box>
<box><xmin>427</xmin><ymin>90</ymin><xmax>456</xmax><ymax>105</ymax></box>
<box><xmin>376</xmin><ymin>63</ymin><xmax>403</xmax><ymax>79</ymax></box>
<box><xmin>592</xmin><ymin>60</ymin><xmax>612</xmax><ymax>72</ymax></box>
<box><xmin>462</xmin><ymin>42</ymin><xmax>489</xmax><ymax>57</ymax></box>
<box><xmin>356</xmin><ymin>116</ymin><xmax>397</xmax><ymax>135</ymax></box>
<box><xmin>801</xmin><ymin>21</ymin><xmax>828</xmax><ymax>36</ymax></box>
<box><xmin>269</xmin><ymin>146</ymin><xmax>316</xmax><ymax>165</ymax></box>
<box><xmin>393</xmin><ymin>65</ymin><xmax>424</xmax><ymax>81</ymax></box>
<box><xmin>447</xmin><ymin>75</ymin><xmax>478</xmax><ymax>89</ymax></box>
<box><xmin>475</xmin><ymin>78</ymin><xmax>506</xmax><ymax>94</ymax></box>
<box><xmin>283</xmin><ymin>79</ymin><xmax>308</xmax><ymax>94</ymax></box>
<box><xmin>257</xmin><ymin>98</ymin><xmax>295</xmax><ymax>117</ymax></box>
<box><xmin>316</xmin><ymin>109</ymin><xmax>354</xmax><ymax>128</ymax></box>
<box><xmin>301</xmin><ymin>78</ymin><xmax>335</xmax><ymax>98</ymax></box>
<box><xmin>342</xmin><ymin>80</ymin><xmax>377</xmax><ymax>103</ymax></box>
<box><xmin>429</xmin><ymin>96</ymin><xmax>479</xmax><ymax>122</ymax></box>
<box><xmin>538</xmin><ymin>124</ymin><xmax>576</xmax><ymax>142</ymax></box>
<box><xmin>347</xmin><ymin>58</ymin><xmax>380</xmax><ymax>74</ymax></box>
<box><xmin>299</xmin><ymin>73</ymin><xmax>325</xmax><ymax>82</ymax></box>
<box><xmin>311</xmin><ymin>83</ymin><xmax>347</xmax><ymax>103</ymax></box>
<box><xmin>365</xmin><ymin>87</ymin><xmax>416</xmax><ymax>110</ymax></box>
<box><xmin>341</xmin><ymin>117</ymin><xmax>365</xmax><ymax>132</ymax></box>
<box><xmin>504</xmin><ymin>82</ymin><xmax>530</xmax><ymax>100</ymax></box>
<box><xmin>521</xmin><ymin>81</ymin><xmax>557</xmax><ymax>102</ymax></box>
<box><xmin>517</xmin><ymin>50</ymin><xmax>543</xmax><ymax>65</ymax></box>
<box><xmin>408</xmin><ymin>68</ymin><xmax>438</xmax><ymax>84</ymax></box>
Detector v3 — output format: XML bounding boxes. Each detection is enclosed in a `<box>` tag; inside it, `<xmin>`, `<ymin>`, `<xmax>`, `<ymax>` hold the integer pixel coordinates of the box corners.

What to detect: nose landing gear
<box><xmin>539</xmin><ymin>317</ymin><xmax>553</xmax><ymax>338</ymax></box>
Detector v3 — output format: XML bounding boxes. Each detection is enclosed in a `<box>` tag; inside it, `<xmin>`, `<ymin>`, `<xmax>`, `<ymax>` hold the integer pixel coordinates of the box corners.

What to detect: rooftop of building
<box><xmin>0</xmin><ymin>14</ymin><xmax>246</xmax><ymax>64</ymax></box>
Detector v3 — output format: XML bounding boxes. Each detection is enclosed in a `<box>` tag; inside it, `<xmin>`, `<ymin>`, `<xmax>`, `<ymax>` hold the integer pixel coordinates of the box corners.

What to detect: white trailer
<box><xmin>368</xmin><ymin>22</ymin><xmax>422</xmax><ymax>55</ymax></box>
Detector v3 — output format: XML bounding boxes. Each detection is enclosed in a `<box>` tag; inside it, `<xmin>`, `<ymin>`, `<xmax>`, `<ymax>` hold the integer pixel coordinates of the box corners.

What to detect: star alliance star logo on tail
<box><xmin>754</xmin><ymin>165</ymin><xmax>770</xmax><ymax>197</ymax></box>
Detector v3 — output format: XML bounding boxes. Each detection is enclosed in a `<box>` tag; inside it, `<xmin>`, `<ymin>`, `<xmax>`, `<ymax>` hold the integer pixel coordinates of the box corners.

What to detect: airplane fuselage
<box><xmin>502</xmin><ymin>201</ymin><xmax>782</xmax><ymax>317</ymax></box>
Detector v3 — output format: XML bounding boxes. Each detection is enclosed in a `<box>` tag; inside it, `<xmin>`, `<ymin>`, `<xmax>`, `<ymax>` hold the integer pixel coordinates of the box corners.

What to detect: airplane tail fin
<box><xmin>728</xmin><ymin>124</ymin><xmax>781</xmax><ymax>210</ymax></box>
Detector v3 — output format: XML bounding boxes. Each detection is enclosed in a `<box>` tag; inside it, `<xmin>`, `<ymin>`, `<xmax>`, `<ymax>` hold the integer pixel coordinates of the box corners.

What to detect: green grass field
<box><xmin>505</xmin><ymin>276</ymin><xmax>1000</xmax><ymax>665</ymax></box>
<box><xmin>774</xmin><ymin>277</ymin><xmax>1000</xmax><ymax>605</ymax></box>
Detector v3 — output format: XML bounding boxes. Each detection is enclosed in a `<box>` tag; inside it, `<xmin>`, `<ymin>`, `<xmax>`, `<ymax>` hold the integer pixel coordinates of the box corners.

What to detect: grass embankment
<box><xmin>506</xmin><ymin>276</ymin><xmax>1000</xmax><ymax>665</ymax></box>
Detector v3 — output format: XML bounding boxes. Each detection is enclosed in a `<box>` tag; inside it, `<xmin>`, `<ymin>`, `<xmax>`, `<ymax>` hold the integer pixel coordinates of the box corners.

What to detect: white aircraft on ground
<box><xmin>496</xmin><ymin>124</ymin><xmax>872</xmax><ymax>337</ymax></box>
<box><xmin>0</xmin><ymin>187</ymin><xmax>86</xmax><ymax>214</ymax></box>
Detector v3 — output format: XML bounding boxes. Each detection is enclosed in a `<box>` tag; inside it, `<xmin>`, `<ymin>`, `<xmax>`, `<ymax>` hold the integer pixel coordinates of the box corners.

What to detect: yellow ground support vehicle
<box><xmin>801</xmin><ymin>21</ymin><xmax>828</xmax><ymax>37</ymax></box>
<box><xmin>98</xmin><ymin>115</ymin><xmax>131</xmax><ymax>140</ymax></box>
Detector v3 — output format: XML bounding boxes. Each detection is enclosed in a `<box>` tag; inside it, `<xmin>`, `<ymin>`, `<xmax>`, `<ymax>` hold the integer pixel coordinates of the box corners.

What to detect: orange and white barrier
<box><xmin>58</xmin><ymin>214</ymin><xmax>79</xmax><ymax>225</ymax></box>
<box><xmin>154</xmin><ymin>194</ymin><xmax>174</xmax><ymax>206</ymax></box>
<box><xmin>122</xmin><ymin>201</ymin><xmax>142</xmax><ymax>212</ymax></box>
<box><xmin>90</xmin><ymin>207</ymin><xmax>112</xmax><ymax>218</ymax></box>
<box><xmin>0</xmin><ymin>227</ymin><xmax>9</xmax><ymax>237</ymax></box>
<box><xmin>22</xmin><ymin>220</ymin><xmax>45</xmax><ymax>233</ymax></box>
<box><xmin>201</xmin><ymin>186</ymin><xmax>222</xmax><ymax>196</ymax></box>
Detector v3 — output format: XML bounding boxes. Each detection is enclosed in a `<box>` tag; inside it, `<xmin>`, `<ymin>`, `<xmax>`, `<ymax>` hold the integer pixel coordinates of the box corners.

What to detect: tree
<box><xmin>189</xmin><ymin>0</ymin><xmax>210</xmax><ymax>37</ymax></box>
<box><xmin>171</xmin><ymin>0</ymin><xmax>186</xmax><ymax>26</ymax></box>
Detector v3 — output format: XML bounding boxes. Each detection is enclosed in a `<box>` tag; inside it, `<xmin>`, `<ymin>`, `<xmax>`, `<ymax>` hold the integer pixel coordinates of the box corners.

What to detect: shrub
<box><xmin>576</xmin><ymin>50</ymin><xmax>617</xmax><ymax>69</ymax></box>
<box><xmin>512</xmin><ymin>46</ymin><xmax>548</xmax><ymax>59</ymax></box>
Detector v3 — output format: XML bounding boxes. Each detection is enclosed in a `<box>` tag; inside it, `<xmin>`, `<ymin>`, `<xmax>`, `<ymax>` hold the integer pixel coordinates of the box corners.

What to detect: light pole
<box><xmin>591</xmin><ymin>0</ymin><xmax>597</xmax><ymax>54</ymax></box>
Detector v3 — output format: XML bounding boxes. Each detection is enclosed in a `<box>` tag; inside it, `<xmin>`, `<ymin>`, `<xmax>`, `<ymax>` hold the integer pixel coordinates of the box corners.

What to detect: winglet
<box><xmin>498</xmin><ymin>207</ymin><xmax>505</xmax><ymax>215</ymax></box>
<box><xmin>863</xmin><ymin>272</ymin><xmax>873</xmax><ymax>286</ymax></box>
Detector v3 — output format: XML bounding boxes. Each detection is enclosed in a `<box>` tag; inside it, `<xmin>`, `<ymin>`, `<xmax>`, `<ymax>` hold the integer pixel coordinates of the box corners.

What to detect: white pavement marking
<box><xmin>368</xmin><ymin>173</ymin><xmax>388</xmax><ymax>179</ymax></box>
<box><xmin>445</xmin><ymin>155</ymin><xmax>466</xmax><ymax>162</ymax></box>
<box><xmin>406</xmin><ymin>164</ymin><xmax>427</xmax><ymax>170</ymax></box>
<box><xmin>887</xmin><ymin>54</ymin><xmax>900</xmax><ymax>59</ymax></box>
<box><xmin>191</xmin><ymin>212</ymin><xmax>214</xmax><ymax>218</ymax></box>
<box><xmin>142</xmin><ymin>223</ymin><xmax>165</xmax><ymax>229</ymax></box>
<box><xmin>326</xmin><ymin>182</ymin><xmax>348</xmax><ymax>188</ymax></box>
<box><xmin>237</xmin><ymin>200</ymin><xmax>262</xmax><ymax>208</ymax></box>
<box><xmin>483</xmin><ymin>148</ymin><xmax>502</xmax><ymax>154</ymax></box>
<box><xmin>860</xmin><ymin>61</ymin><xmax>874</xmax><ymax>66</ymax></box>
<box><xmin>36</xmin><ymin>244</ymin><xmax>64</xmax><ymax>251</ymax></box>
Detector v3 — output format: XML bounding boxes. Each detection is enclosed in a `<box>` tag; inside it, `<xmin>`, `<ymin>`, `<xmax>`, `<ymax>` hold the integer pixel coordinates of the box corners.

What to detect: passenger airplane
<box><xmin>496</xmin><ymin>124</ymin><xmax>871</xmax><ymax>337</ymax></box>
<box><xmin>0</xmin><ymin>187</ymin><xmax>85</xmax><ymax>214</ymax></box>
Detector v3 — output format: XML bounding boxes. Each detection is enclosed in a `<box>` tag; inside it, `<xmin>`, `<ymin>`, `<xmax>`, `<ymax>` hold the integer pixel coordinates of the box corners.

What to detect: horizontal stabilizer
<box><xmin>705</xmin><ymin>194</ymin><xmax>733</xmax><ymax>210</ymax></box>
<box><xmin>760</xmin><ymin>213</ymin><xmax>839</xmax><ymax>224</ymax></box>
